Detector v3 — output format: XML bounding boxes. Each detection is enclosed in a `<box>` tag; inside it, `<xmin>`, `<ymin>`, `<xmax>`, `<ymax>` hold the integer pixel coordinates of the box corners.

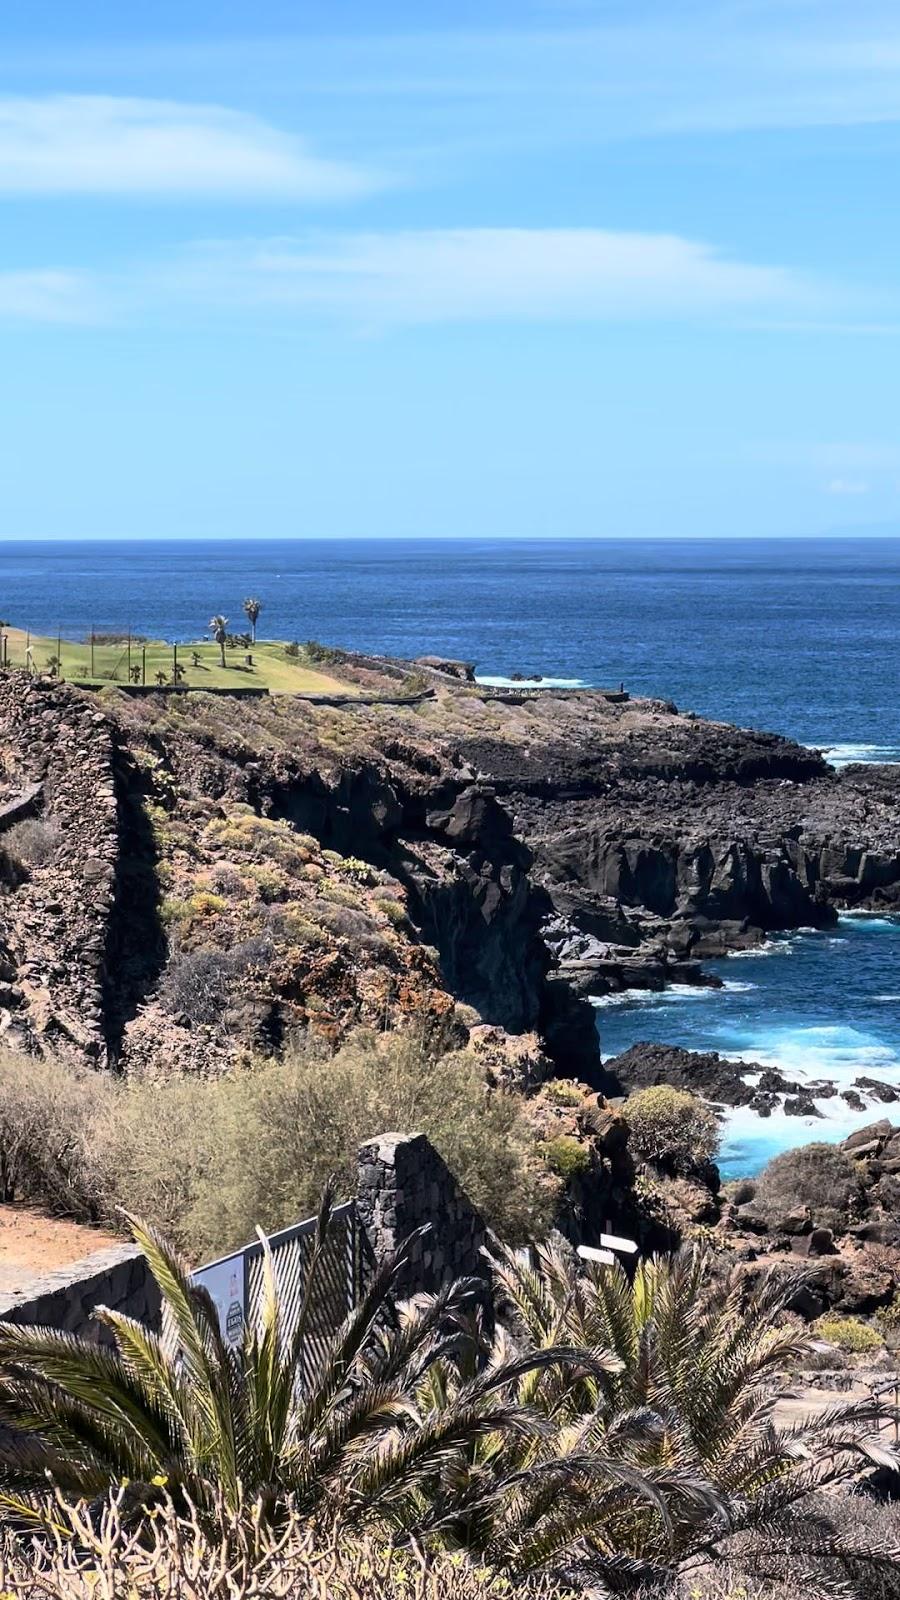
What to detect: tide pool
<box><xmin>594</xmin><ymin>915</ymin><xmax>900</xmax><ymax>1178</ymax></box>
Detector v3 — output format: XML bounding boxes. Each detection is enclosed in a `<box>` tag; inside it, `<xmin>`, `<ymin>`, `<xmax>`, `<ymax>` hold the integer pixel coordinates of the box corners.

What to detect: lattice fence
<box><xmin>193</xmin><ymin>1202</ymin><xmax>363</xmax><ymax>1387</ymax></box>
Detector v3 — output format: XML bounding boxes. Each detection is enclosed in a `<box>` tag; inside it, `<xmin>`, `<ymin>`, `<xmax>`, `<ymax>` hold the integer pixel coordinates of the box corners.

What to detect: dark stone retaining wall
<box><xmin>0</xmin><ymin>1245</ymin><xmax>161</xmax><ymax>1342</ymax></box>
<box><xmin>356</xmin><ymin>1131</ymin><xmax>487</xmax><ymax>1295</ymax></box>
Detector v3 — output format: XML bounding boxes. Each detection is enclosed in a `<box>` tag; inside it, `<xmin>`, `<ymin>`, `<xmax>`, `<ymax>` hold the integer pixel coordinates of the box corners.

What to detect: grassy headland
<box><xmin>0</xmin><ymin>624</ymin><xmax>363</xmax><ymax>695</ymax></box>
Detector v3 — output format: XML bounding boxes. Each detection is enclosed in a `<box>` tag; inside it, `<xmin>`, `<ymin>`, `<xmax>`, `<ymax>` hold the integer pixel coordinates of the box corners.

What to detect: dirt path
<box><xmin>0</xmin><ymin>1205</ymin><xmax>122</xmax><ymax>1295</ymax></box>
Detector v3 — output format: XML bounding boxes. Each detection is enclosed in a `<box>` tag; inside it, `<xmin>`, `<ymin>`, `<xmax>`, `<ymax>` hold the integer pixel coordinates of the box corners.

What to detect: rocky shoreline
<box><xmin>0</xmin><ymin>661</ymin><xmax>897</xmax><ymax>1089</ymax></box>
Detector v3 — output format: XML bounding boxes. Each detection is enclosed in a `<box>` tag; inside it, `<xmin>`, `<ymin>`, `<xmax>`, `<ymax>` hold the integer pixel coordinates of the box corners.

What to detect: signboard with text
<box><xmin>193</xmin><ymin>1254</ymin><xmax>246</xmax><ymax>1349</ymax></box>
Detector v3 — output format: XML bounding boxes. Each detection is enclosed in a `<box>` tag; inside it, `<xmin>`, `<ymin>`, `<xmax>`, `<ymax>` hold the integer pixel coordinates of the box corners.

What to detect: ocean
<box><xmin>1</xmin><ymin>534</ymin><xmax>897</xmax><ymax>1172</ymax></box>
<box><xmin>1</xmin><ymin>535</ymin><xmax>898</xmax><ymax>757</ymax></box>
<box><xmin>595</xmin><ymin>916</ymin><xmax>900</xmax><ymax>1178</ymax></box>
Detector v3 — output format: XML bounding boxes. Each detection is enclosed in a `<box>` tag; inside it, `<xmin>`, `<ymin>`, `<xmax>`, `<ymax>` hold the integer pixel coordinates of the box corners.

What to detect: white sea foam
<box><xmin>719</xmin><ymin>1099</ymin><xmax>887</xmax><ymax>1177</ymax></box>
<box><xmin>721</xmin><ymin>979</ymin><xmax>757</xmax><ymax>993</ymax></box>
<box><xmin>727</xmin><ymin>940</ymin><xmax>786</xmax><ymax>959</ymax></box>
<box><xmin>475</xmin><ymin>674</ymin><xmax>586</xmax><ymax>689</ymax></box>
<box><xmin>590</xmin><ymin>982</ymin><xmax>716</xmax><ymax>1009</ymax></box>
<box><xmin>817</xmin><ymin>742</ymin><xmax>900</xmax><ymax>768</ymax></box>
<box><xmin>839</xmin><ymin>912</ymin><xmax>900</xmax><ymax>931</ymax></box>
<box><xmin>721</xmin><ymin>1024</ymin><xmax>898</xmax><ymax>1087</ymax></box>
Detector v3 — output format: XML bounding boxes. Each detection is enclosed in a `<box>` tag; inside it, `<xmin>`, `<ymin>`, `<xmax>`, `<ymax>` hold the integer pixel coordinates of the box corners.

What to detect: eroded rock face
<box><xmin>0</xmin><ymin>674</ymin><xmax>118</xmax><ymax>1062</ymax></box>
<box><xmin>0</xmin><ymin>670</ymin><xmax>897</xmax><ymax>1085</ymax></box>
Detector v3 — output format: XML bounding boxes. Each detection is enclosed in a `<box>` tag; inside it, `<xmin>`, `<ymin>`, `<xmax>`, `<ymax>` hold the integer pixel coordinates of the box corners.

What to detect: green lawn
<box><xmin>0</xmin><ymin>627</ymin><xmax>361</xmax><ymax>697</ymax></box>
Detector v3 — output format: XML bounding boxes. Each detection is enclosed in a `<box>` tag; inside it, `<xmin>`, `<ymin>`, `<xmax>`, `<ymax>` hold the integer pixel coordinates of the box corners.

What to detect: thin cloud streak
<box><xmin>0</xmin><ymin>269</ymin><xmax>98</xmax><ymax>323</ymax></box>
<box><xmin>0</xmin><ymin>95</ymin><xmax>377</xmax><ymax>198</ymax></box>
<box><xmin>0</xmin><ymin>228</ymin><xmax>837</xmax><ymax>329</ymax></box>
<box><xmin>159</xmin><ymin>227</ymin><xmax>818</xmax><ymax>326</ymax></box>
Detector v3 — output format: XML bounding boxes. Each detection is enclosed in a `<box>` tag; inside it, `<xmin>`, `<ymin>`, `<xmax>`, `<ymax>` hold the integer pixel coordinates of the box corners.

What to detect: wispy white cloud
<box><xmin>0</xmin><ymin>95</ymin><xmax>375</xmax><ymax>198</ymax></box>
<box><xmin>157</xmin><ymin>227</ymin><xmax>816</xmax><ymax>325</ymax></box>
<box><xmin>0</xmin><ymin>227</ymin><xmax>830</xmax><ymax>329</ymax></box>
<box><xmin>0</xmin><ymin>269</ymin><xmax>97</xmax><ymax>323</ymax></box>
<box><xmin>827</xmin><ymin>477</ymin><xmax>870</xmax><ymax>495</ymax></box>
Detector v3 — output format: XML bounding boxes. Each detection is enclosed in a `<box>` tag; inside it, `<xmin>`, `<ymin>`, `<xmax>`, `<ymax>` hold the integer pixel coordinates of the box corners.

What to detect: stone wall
<box><xmin>0</xmin><ymin>672</ymin><xmax>118</xmax><ymax>1062</ymax></box>
<box><xmin>356</xmin><ymin>1131</ymin><xmax>487</xmax><ymax>1295</ymax></box>
<box><xmin>0</xmin><ymin>1244</ymin><xmax>160</xmax><ymax>1342</ymax></box>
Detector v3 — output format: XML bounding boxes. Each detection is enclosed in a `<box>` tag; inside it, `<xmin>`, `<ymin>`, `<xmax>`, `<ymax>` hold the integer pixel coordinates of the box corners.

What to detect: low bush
<box><xmin>0</xmin><ymin>1502</ymin><xmax>572</xmax><ymax>1600</ymax></box>
<box><xmin>375</xmin><ymin>895</ymin><xmax>408</xmax><ymax>927</ymax></box>
<box><xmin>2</xmin><ymin>817</ymin><xmax>61</xmax><ymax>871</ymax></box>
<box><xmin>540</xmin><ymin>1134</ymin><xmax>591</xmax><ymax>1179</ymax></box>
<box><xmin>161</xmin><ymin>890</ymin><xmax>229</xmax><ymax>930</ymax></box>
<box><xmin>206</xmin><ymin>813</ymin><xmax>310</xmax><ymax>874</ymax></box>
<box><xmin>623</xmin><ymin>1085</ymin><xmax>719</xmax><ymax>1175</ymax></box>
<box><xmin>0</xmin><ymin>1050</ymin><xmax>109</xmax><ymax>1214</ymax></box>
<box><xmin>754</xmin><ymin>1142</ymin><xmax>862</xmax><ymax>1230</ymax></box>
<box><xmin>542</xmin><ymin>1079</ymin><xmax>585</xmax><ymax>1108</ymax></box>
<box><xmin>176</xmin><ymin>1030</ymin><xmax>556</xmax><ymax>1256</ymax></box>
<box><xmin>815</xmin><ymin>1315</ymin><xmax>883</xmax><ymax>1353</ymax></box>
<box><xmin>160</xmin><ymin>938</ymin><xmax>272</xmax><ymax>1024</ymax></box>
<box><xmin>19</xmin><ymin>1028</ymin><xmax>556</xmax><ymax>1260</ymax></box>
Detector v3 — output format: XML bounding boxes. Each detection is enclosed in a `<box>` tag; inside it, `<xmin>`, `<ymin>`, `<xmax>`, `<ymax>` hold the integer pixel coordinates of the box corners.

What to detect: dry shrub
<box><xmin>0</xmin><ymin>1494</ymin><xmax>573</xmax><ymax>1600</ymax></box>
<box><xmin>88</xmin><ymin>1029</ymin><xmax>556</xmax><ymax>1260</ymax></box>
<box><xmin>623</xmin><ymin>1085</ymin><xmax>719</xmax><ymax>1175</ymax></box>
<box><xmin>1</xmin><ymin>817</ymin><xmax>61</xmax><ymax>873</ymax></box>
<box><xmin>754</xmin><ymin>1142</ymin><xmax>862</xmax><ymax>1230</ymax></box>
<box><xmin>0</xmin><ymin>1049</ymin><xmax>108</xmax><ymax>1214</ymax></box>
<box><xmin>201</xmin><ymin>1029</ymin><xmax>556</xmax><ymax>1252</ymax></box>
<box><xmin>89</xmin><ymin>1075</ymin><xmax>219</xmax><ymax>1251</ymax></box>
<box><xmin>160</xmin><ymin>938</ymin><xmax>272</xmax><ymax>1024</ymax></box>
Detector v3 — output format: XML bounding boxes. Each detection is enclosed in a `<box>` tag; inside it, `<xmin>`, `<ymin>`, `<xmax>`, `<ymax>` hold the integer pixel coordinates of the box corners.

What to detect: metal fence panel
<box><xmin>193</xmin><ymin>1202</ymin><xmax>362</xmax><ymax>1388</ymax></box>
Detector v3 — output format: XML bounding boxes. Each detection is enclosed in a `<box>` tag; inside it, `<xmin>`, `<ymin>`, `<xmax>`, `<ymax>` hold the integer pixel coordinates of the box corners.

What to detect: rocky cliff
<box><xmin>0</xmin><ymin>668</ymin><xmax>897</xmax><ymax>1083</ymax></box>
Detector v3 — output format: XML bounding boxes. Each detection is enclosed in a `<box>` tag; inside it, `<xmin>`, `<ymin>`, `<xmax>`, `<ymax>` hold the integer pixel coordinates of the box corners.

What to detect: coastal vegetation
<box><xmin>0</xmin><ymin>1035</ymin><xmax>554</xmax><ymax>1259</ymax></box>
<box><xmin>0</xmin><ymin>623</ymin><xmax>361</xmax><ymax>694</ymax></box>
<box><xmin>622</xmin><ymin>1084</ymin><xmax>719</xmax><ymax>1175</ymax></box>
<box><xmin>0</xmin><ymin>1208</ymin><xmax>893</xmax><ymax>1597</ymax></box>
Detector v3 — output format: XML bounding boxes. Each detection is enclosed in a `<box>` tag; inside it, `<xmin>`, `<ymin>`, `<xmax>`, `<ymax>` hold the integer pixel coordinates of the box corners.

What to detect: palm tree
<box><xmin>0</xmin><ymin>1193</ymin><xmax>598</xmax><ymax>1539</ymax></box>
<box><xmin>154</xmin><ymin>669</ymin><xmax>167</xmax><ymax>687</ymax></box>
<box><xmin>242</xmin><ymin>598</ymin><xmax>261</xmax><ymax>644</ymax></box>
<box><xmin>483</xmin><ymin>1241</ymin><xmax>897</xmax><ymax>1589</ymax></box>
<box><xmin>209</xmin><ymin>615</ymin><xmax>228</xmax><ymax>668</ymax></box>
<box><xmin>0</xmin><ymin>1213</ymin><xmax>892</xmax><ymax>1595</ymax></box>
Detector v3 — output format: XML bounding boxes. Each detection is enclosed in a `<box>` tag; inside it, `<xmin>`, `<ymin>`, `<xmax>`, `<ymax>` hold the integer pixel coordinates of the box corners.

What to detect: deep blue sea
<box><xmin>1</xmin><ymin>534</ymin><xmax>897</xmax><ymax>1173</ymax></box>
<box><xmin>1</xmin><ymin>535</ymin><xmax>898</xmax><ymax>758</ymax></box>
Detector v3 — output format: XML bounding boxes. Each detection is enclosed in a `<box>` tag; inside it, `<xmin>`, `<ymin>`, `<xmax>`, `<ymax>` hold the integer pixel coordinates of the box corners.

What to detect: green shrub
<box><xmin>623</xmin><ymin>1085</ymin><xmax>719</xmax><ymax>1174</ymax></box>
<box><xmin>754</xmin><ymin>1143</ymin><xmax>862</xmax><ymax>1230</ymax></box>
<box><xmin>375</xmin><ymin>896</ymin><xmax>408</xmax><ymax>927</ymax></box>
<box><xmin>876</xmin><ymin>1299</ymin><xmax>900</xmax><ymax>1336</ymax></box>
<box><xmin>815</xmin><ymin>1315</ymin><xmax>883</xmax><ymax>1353</ymax></box>
<box><xmin>542</xmin><ymin>1079</ymin><xmax>585</xmax><ymax>1108</ymax></box>
<box><xmin>161</xmin><ymin>890</ymin><xmax>228</xmax><ymax>928</ymax></box>
<box><xmin>539</xmin><ymin>1134</ymin><xmax>591</xmax><ymax>1179</ymax></box>
<box><xmin>206</xmin><ymin>813</ymin><xmax>309</xmax><ymax>873</ymax></box>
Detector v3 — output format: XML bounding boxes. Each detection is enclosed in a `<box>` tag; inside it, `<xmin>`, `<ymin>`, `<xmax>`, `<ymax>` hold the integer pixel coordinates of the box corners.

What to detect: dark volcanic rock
<box><xmin>855</xmin><ymin>1076</ymin><xmax>900</xmax><ymax>1104</ymax></box>
<box><xmin>602</xmin><ymin>1041</ymin><xmax>759</xmax><ymax>1105</ymax></box>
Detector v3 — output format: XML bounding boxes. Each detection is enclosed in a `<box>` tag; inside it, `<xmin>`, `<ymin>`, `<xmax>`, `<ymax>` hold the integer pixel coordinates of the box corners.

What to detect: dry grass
<box><xmin>0</xmin><ymin>1494</ymin><xmax>574</xmax><ymax>1599</ymax></box>
<box><xmin>0</xmin><ymin>1031</ymin><xmax>556</xmax><ymax>1262</ymax></box>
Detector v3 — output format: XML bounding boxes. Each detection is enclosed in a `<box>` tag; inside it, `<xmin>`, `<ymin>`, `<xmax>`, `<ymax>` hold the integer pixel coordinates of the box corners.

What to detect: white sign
<box><xmin>193</xmin><ymin>1254</ymin><xmax>246</xmax><ymax>1349</ymax></box>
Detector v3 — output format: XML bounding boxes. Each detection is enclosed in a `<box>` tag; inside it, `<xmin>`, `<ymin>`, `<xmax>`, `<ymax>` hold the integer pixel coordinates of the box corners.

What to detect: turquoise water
<box><xmin>595</xmin><ymin>916</ymin><xmax>900</xmax><ymax>1177</ymax></box>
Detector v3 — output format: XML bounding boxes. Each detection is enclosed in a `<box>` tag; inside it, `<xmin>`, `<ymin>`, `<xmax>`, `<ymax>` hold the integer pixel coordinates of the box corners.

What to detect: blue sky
<box><xmin>1</xmin><ymin>0</ymin><xmax>899</xmax><ymax>539</ymax></box>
